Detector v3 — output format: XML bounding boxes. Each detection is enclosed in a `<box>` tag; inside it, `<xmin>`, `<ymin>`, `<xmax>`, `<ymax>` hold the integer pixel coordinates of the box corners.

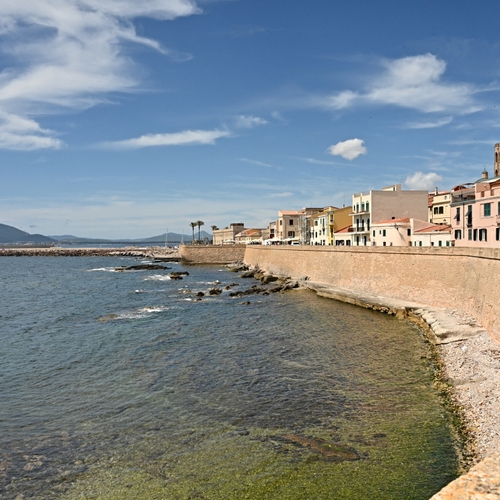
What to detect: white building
<box><xmin>350</xmin><ymin>184</ymin><xmax>428</xmax><ymax>246</ymax></box>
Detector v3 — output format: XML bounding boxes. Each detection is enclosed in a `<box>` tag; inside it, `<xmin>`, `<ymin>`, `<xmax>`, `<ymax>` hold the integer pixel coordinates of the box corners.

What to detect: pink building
<box><xmin>451</xmin><ymin>171</ymin><xmax>500</xmax><ymax>247</ymax></box>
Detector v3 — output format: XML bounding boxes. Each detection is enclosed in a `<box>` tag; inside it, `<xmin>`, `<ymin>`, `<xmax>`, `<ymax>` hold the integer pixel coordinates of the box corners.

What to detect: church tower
<box><xmin>495</xmin><ymin>143</ymin><xmax>500</xmax><ymax>177</ymax></box>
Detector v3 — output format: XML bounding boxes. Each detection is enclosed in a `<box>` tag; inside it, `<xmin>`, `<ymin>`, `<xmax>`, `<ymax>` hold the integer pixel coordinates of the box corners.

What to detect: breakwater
<box><xmin>0</xmin><ymin>247</ymin><xmax>180</xmax><ymax>259</ymax></box>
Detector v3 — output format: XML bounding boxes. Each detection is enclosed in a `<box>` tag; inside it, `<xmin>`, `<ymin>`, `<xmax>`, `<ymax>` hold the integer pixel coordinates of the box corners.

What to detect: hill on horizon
<box><xmin>0</xmin><ymin>223</ymin><xmax>56</xmax><ymax>244</ymax></box>
<box><xmin>48</xmin><ymin>231</ymin><xmax>211</xmax><ymax>243</ymax></box>
<box><xmin>0</xmin><ymin>223</ymin><xmax>212</xmax><ymax>244</ymax></box>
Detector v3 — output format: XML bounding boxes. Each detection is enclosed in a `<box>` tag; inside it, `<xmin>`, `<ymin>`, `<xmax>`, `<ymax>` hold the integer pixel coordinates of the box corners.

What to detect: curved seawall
<box><xmin>244</xmin><ymin>245</ymin><xmax>500</xmax><ymax>344</ymax></box>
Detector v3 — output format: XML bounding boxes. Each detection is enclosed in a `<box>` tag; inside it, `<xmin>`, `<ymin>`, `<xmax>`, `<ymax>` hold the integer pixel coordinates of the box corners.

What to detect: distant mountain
<box><xmin>0</xmin><ymin>223</ymin><xmax>56</xmax><ymax>243</ymax></box>
<box><xmin>48</xmin><ymin>231</ymin><xmax>212</xmax><ymax>244</ymax></box>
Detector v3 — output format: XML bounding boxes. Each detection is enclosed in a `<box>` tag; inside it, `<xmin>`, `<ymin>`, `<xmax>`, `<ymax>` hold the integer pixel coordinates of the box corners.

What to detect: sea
<box><xmin>0</xmin><ymin>255</ymin><xmax>459</xmax><ymax>499</ymax></box>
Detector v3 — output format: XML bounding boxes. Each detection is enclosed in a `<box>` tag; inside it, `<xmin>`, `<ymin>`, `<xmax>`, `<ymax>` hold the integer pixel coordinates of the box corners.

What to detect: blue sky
<box><xmin>1</xmin><ymin>0</ymin><xmax>500</xmax><ymax>238</ymax></box>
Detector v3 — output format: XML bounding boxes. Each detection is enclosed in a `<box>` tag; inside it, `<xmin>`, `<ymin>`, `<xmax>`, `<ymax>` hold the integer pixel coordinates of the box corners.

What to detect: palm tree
<box><xmin>190</xmin><ymin>222</ymin><xmax>197</xmax><ymax>244</ymax></box>
<box><xmin>197</xmin><ymin>220</ymin><xmax>204</xmax><ymax>242</ymax></box>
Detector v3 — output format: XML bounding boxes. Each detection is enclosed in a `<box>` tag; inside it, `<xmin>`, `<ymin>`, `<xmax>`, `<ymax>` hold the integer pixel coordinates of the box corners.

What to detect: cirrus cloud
<box><xmin>327</xmin><ymin>138</ymin><xmax>367</xmax><ymax>161</ymax></box>
<box><xmin>100</xmin><ymin>128</ymin><xmax>231</xmax><ymax>149</ymax></box>
<box><xmin>0</xmin><ymin>0</ymin><xmax>201</xmax><ymax>150</ymax></box>
<box><xmin>327</xmin><ymin>54</ymin><xmax>481</xmax><ymax>115</ymax></box>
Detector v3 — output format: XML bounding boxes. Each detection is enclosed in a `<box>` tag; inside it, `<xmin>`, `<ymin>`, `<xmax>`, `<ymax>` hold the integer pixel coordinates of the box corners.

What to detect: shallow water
<box><xmin>0</xmin><ymin>257</ymin><xmax>458</xmax><ymax>499</ymax></box>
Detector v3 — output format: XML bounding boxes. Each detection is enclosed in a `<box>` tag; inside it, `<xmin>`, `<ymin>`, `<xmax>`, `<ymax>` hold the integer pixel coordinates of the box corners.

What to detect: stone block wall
<box><xmin>244</xmin><ymin>246</ymin><xmax>500</xmax><ymax>343</ymax></box>
<box><xmin>179</xmin><ymin>244</ymin><xmax>246</xmax><ymax>264</ymax></box>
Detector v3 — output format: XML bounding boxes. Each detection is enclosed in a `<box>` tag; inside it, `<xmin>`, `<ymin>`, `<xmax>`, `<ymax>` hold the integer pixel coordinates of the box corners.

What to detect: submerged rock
<box><xmin>282</xmin><ymin>434</ymin><xmax>359</xmax><ymax>461</ymax></box>
<box><xmin>114</xmin><ymin>264</ymin><xmax>169</xmax><ymax>271</ymax></box>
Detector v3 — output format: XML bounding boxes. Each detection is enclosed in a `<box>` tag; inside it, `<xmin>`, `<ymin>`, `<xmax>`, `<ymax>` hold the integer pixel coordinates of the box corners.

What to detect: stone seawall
<box><xmin>244</xmin><ymin>246</ymin><xmax>500</xmax><ymax>344</ymax></box>
<box><xmin>179</xmin><ymin>244</ymin><xmax>246</xmax><ymax>264</ymax></box>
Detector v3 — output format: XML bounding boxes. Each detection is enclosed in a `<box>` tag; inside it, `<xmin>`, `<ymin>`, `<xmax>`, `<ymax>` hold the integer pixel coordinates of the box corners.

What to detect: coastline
<box><xmin>5</xmin><ymin>245</ymin><xmax>500</xmax><ymax>496</ymax></box>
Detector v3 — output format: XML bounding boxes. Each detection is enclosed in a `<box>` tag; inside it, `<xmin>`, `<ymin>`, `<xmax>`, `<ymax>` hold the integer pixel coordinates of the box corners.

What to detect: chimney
<box><xmin>434</xmin><ymin>187</ymin><xmax>438</xmax><ymax>195</ymax></box>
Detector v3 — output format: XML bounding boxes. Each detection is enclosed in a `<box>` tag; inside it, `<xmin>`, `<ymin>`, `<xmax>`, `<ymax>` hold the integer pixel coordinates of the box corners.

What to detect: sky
<box><xmin>1</xmin><ymin>0</ymin><xmax>500</xmax><ymax>238</ymax></box>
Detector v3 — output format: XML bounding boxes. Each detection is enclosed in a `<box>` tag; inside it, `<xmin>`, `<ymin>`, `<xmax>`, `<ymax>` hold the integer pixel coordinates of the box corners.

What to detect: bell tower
<box><xmin>495</xmin><ymin>143</ymin><xmax>500</xmax><ymax>177</ymax></box>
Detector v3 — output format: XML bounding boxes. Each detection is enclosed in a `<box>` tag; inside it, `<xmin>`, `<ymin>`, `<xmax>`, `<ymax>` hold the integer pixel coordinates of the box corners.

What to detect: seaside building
<box><xmin>350</xmin><ymin>184</ymin><xmax>428</xmax><ymax>246</ymax></box>
<box><xmin>262</xmin><ymin>221</ymin><xmax>276</xmax><ymax>242</ymax></box>
<box><xmin>428</xmin><ymin>188</ymin><xmax>452</xmax><ymax>225</ymax></box>
<box><xmin>275</xmin><ymin>208</ymin><xmax>323</xmax><ymax>243</ymax></box>
<box><xmin>451</xmin><ymin>168</ymin><xmax>500</xmax><ymax>247</ymax></box>
<box><xmin>309</xmin><ymin>206</ymin><xmax>352</xmax><ymax>245</ymax></box>
<box><xmin>412</xmin><ymin>222</ymin><xmax>452</xmax><ymax>247</ymax></box>
<box><xmin>212</xmin><ymin>223</ymin><xmax>245</xmax><ymax>245</ymax></box>
<box><xmin>234</xmin><ymin>228</ymin><xmax>263</xmax><ymax>244</ymax></box>
<box><xmin>371</xmin><ymin>218</ymin><xmax>412</xmax><ymax>247</ymax></box>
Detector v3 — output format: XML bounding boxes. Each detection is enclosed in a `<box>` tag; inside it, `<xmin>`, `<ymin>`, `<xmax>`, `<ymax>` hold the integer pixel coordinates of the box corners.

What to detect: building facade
<box><xmin>428</xmin><ymin>189</ymin><xmax>451</xmax><ymax>225</ymax></box>
<box><xmin>350</xmin><ymin>184</ymin><xmax>428</xmax><ymax>246</ymax></box>
<box><xmin>212</xmin><ymin>223</ymin><xmax>245</xmax><ymax>245</ymax></box>
<box><xmin>451</xmin><ymin>170</ymin><xmax>500</xmax><ymax>247</ymax></box>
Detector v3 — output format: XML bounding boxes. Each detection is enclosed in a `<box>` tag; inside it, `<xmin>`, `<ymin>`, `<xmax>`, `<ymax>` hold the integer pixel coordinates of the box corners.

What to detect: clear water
<box><xmin>0</xmin><ymin>257</ymin><xmax>458</xmax><ymax>499</ymax></box>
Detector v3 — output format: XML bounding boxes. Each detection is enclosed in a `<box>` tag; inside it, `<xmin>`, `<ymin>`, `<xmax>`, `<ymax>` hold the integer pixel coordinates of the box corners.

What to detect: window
<box><xmin>382</xmin><ymin>229</ymin><xmax>386</xmax><ymax>236</ymax></box>
<box><xmin>473</xmin><ymin>229</ymin><xmax>478</xmax><ymax>241</ymax></box>
<box><xmin>419</xmin><ymin>241</ymin><xmax>422</xmax><ymax>247</ymax></box>
<box><xmin>456</xmin><ymin>207</ymin><xmax>461</xmax><ymax>223</ymax></box>
<box><xmin>454</xmin><ymin>230</ymin><xmax>462</xmax><ymax>240</ymax></box>
<box><xmin>468</xmin><ymin>229</ymin><xmax>473</xmax><ymax>240</ymax></box>
<box><xmin>467</xmin><ymin>207</ymin><xmax>473</xmax><ymax>226</ymax></box>
<box><xmin>289</xmin><ymin>219</ymin><xmax>294</xmax><ymax>225</ymax></box>
<box><xmin>366</xmin><ymin>202</ymin><xmax>369</xmax><ymax>212</ymax></box>
<box><xmin>280</xmin><ymin>220</ymin><xmax>283</xmax><ymax>226</ymax></box>
<box><xmin>407</xmin><ymin>228</ymin><xmax>411</xmax><ymax>236</ymax></box>
<box><xmin>288</xmin><ymin>231</ymin><xmax>295</xmax><ymax>238</ymax></box>
<box><xmin>498</xmin><ymin>202</ymin><xmax>500</xmax><ymax>215</ymax></box>
<box><xmin>496</xmin><ymin>228</ymin><xmax>500</xmax><ymax>241</ymax></box>
<box><xmin>361</xmin><ymin>202</ymin><xmax>365</xmax><ymax>211</ymax></box>
<box><xmin>446</xmin><ymin>241</ymin><xmax>450</xmax><ymax>246</ymax></box>
<box><xmin>434</xmin><ymin>207</ymin><xmax>439</xmax><ymax>214</ymax></box>
<box><xmin>314</xmin><ymin>220</ymin><xmax>318</xmax><ymax>226</ymax></box>
<box><xmin>484</xmin><ymin>203</ymin><xmax>491</xmax><ymax>217</ymax></box>
<box><xmin>438</xmin><ymin>206</ymin><xmax>444</xmax><ymax>214</ymax></box>
<box><xmin>438</xmin><ymin>241</ymin><xmax>442</xmax><ymax>247</ymax></box>
<box><xmin>479</xmin><ymin>228</ymin><xmax>487</xmax><ymax>241</ymax></box>
<box><xmin>372</xmin><ymin>230</ymin><xmax>375</xmax><ymax>237</ymax></box>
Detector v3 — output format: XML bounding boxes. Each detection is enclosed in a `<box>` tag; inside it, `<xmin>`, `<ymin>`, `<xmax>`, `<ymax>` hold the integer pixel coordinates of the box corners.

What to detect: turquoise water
<box><xmin>0</xmin><ymin>257</ymin><xmax>458</xmax><ymax>499</ymax></box>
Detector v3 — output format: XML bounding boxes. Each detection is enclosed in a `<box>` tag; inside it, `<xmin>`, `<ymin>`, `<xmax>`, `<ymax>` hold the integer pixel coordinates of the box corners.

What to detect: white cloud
<box><xmin>100</xmin><ymin>129</ymin><xmax>230</xmax><ymax>149</ymax></box>
<box><xmin>0</xmin><ymin>111</ymin><xmax>62</xmax><ymax>150</ymax></box>
<box><xmin>327</xmin><ymin>138</ymin><xmax>367</xmax><ymax>161</ymax></box>
<box><xmin>327</xmin><ymin>54</ymin><xmax>480</xmax><ymax>114</ymax></box>
<box><xmin>405</xmin><ymin>117</ymin><xmax>453</xmax><ymax>129</ymax></box>
<box><xmin>0</xmin><ymin>1</ymin><xmax>201</xmax><ymax>150</ymax></box>
<box><xmin>235</xmin><ymin>115</ymin><xmax>268</xmax><ymax>128</ymax></box>
<box><xmin>405</xmin><ymin>171</ymin><xmax>443</xmax><ymax>190</ymax></box>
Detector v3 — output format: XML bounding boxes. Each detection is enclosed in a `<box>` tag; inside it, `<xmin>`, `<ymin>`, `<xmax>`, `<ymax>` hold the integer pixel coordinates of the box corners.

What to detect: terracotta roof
<box><xmin>414</xmin><ymin>224</ymin><xmax>451</xmax><ymax>234</ymax></box>
<box><xmin>278</xmin><ymin>210</ymin><xmax>300</xmax><ymax>215</ymax></box>
<box><xmin>372</xmin><ymin>218</ymin><xmax>410</xmax><ymax>225</ymax></box>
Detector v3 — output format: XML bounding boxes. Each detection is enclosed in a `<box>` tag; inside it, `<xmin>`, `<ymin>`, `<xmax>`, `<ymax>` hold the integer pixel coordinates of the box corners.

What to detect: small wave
<box><xmin>87</xmin><ymin>267</ymin><xmax>117</xmax><ymax>272</ymax></box>
<box><xmin>99</xmin><ymin>306</ymin><xmax>170</xmax><ymax>321</ymax></box>
<box><xmin>143</xmin><ymin>275</ymin><xmax>171</xmax><ymax>281</ymax></box>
